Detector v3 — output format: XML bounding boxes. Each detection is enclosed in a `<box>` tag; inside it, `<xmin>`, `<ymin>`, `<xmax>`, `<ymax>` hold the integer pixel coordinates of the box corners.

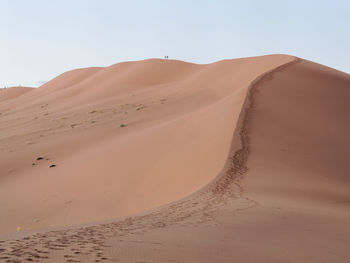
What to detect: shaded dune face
<box><xmin>244</xmin><ymin>59</ymin><xmax>350</xmax><ymax>206</ymax></box>
<box><xmin>0</xmin><ymin>55</ymin><xmax>293</xmax><ymax>233</ymax></box>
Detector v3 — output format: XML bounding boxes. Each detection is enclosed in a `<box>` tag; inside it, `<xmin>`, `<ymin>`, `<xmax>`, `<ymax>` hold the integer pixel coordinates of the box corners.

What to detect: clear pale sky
<box><xmin>1</xmin><ymin>0</ymin><xmax>350</xmax><ymax>87</ymax></box>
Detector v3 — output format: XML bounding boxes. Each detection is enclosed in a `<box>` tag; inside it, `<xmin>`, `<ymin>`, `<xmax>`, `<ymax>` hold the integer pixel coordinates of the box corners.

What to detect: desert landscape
<box><xmin>0</xmin><ymin>54</ymin><xmax>350</xmax><ymax>262</ymax></box>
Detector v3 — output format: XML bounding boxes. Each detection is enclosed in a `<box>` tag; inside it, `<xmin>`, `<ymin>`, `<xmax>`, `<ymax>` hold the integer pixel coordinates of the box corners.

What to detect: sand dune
<box><xmin>0</xmin><ymin>86</ymin><xmax>33</xmax><ymax>103</ymax></box>
<box><xmin>0</xmin><ymin>55</ymin><xmax>350</xmax><ymax>263</ymax></box>
<box><xmin>0</xmin><ymin>55</ymin><xmax>292</xmax><ymax>233</ymax></box>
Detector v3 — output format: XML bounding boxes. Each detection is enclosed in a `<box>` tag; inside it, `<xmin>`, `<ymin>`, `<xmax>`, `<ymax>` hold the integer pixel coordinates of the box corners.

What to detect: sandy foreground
<box><xmin>0</xmin><ymin>55</ymin><xmax>349</xmax><ymax>262</ymax></box>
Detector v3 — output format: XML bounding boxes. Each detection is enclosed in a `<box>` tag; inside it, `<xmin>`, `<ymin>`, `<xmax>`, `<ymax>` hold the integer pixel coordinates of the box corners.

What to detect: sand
<box><xmin>0</xmin><ymin>55</ymin><xmax>349</xmax><ymax>263</ymax></box>
<box><xmin>0</xmin><ymin>87</ymin><xmax>33</xmax><ymax>103</ymax></box>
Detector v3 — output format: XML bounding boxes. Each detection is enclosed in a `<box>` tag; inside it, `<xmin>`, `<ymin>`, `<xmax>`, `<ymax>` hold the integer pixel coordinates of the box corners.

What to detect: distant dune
<box><xmin>0</xmin><ymin>86</ymin><xmax>34</xmax><ymax>103</ymax></box>
<box><xmin>0</xmin><ymin>55</ymin><xmax>349</xmax><ymax>263</ymax></box>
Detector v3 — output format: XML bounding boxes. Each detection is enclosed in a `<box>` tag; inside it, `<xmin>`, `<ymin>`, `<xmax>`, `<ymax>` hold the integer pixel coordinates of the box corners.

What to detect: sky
<box><xmin>1</xmin><ymin>0</ymin><xmax>350</xmax><ymax>87</ymax></box>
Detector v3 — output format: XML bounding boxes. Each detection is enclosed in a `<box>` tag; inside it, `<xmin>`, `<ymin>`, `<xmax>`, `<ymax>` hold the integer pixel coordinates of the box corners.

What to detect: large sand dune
<box><xmin>0</xmin><ymin>55</ymin><xmax>350</xmax><ymax>262</ymax></box>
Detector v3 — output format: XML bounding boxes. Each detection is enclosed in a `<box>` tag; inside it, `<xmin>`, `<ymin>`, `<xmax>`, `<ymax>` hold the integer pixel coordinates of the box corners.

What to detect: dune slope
<box><xmin>245</xmin><ymin>59</ymin><xmax>350</xmax><ymax>205</ymax></box>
